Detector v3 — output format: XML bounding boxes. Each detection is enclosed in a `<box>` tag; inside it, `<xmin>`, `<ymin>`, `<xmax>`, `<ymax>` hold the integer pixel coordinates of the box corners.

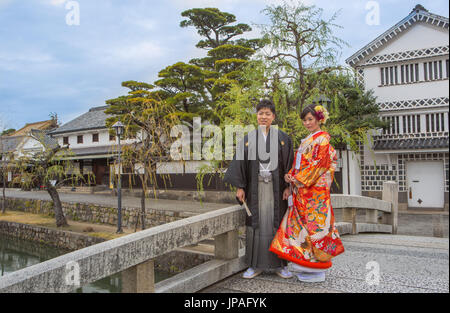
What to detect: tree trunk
<box><xmin>2</xmin><ymin>172</ymin><xmax>6</xmax><ymax>214</ymax></box>
<box><xmin>47</xmin><ymin>185</ymin><xmax>68</xmax><ymax>227</ymax></box>
<box><xmin>140</xmin><ymin>188</ymin><xmax>146</xmax><ymax>230</ymax></box>
<box><xmin>1</xmin><ymin>245</ymin><xmax>4</xmax><ymax>276</ymax></box>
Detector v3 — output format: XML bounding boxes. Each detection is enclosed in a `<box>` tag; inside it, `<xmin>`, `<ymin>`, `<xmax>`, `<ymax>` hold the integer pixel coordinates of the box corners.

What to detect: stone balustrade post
<box><xmin>365</xmin><ymin>209</ymin><xmax>379</xmax><ymax>224</ymax></box>
<box><xmin>432</xmin><ymin>214</ymin><xmax>444</xmax><ymax>238</ymax></box>
<box><xmin>36</xmin><ymin>200</ymin><xmax>41</xmax><ymax>214</ymax></box>
<box><xmin>214</xmin><ymin>229</ymin><xmax>239</xmax><ymax>260</ymax></box>
<box><xmin>342</xmin><ymin>208</ymin><xmax>357</xmax><ymax>235</ymax></box>
<box><xmin>121</xmin><ymin>259</ymin><xmax>155</xmax><ymax>293</ymax></box>
<box><xmin>382</xmin><ymin>181</ymin><xmax>398</xmax><ymax>234</ymax></box>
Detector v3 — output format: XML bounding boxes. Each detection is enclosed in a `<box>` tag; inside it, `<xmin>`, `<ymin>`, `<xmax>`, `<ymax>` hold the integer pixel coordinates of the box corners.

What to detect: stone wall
<box><xmin>0</xmin><ymin>220</ymin><xmax>213</xmax><ymax>275</ymax></box>
<box><xmin>2</xmin><ymin>199</ymin><xmax>214</xmax><ymax>275</ymax></box>
<box><xmin>5</xmin><ymin>197</ymin><xmax>187</xmax><ymax>228</ymax></box>
<box><xmin>0</xmin><ymin>221</ymin><xmax>104</xmax><ymax>251</ymax></box>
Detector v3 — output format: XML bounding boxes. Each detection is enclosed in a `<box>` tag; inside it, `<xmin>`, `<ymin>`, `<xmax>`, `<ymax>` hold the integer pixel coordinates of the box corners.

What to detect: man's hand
<box><xmin>282</xmin><ymin>187</ymin><xmax>291</xmax><ymax>200</ymax></box>
<box><xmin>236</xmin><ymin>188</ymin><xmax>246</xmax><ymax>203</ymax></box>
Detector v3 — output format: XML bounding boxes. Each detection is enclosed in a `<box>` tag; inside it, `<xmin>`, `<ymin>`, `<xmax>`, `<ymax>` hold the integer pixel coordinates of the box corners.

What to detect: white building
<box><xmin>0</xmin><ymin>120</ymin><xmax>58</xmax><ymax>187</ymax></box>
<box><xmin>49</xmin><ymin>106</ymin><xmax>132</xmax><ymax>187</ymax></box>
<box><xmin>346</xmin><ymin>5</ymin><xmax>449</xmax><ymax>210</ymax></box>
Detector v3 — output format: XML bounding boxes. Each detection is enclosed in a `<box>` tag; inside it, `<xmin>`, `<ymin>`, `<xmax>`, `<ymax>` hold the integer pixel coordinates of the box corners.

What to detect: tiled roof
<box><xmin>373</xmin><ymin>137</ymin><xmax>449</xmax><ymax>150</ymax></box>
<box><xmin>49</xmin><ymin>106</ymin><xmax>110</xmax><ymax>135</ymax></box>
<box><xmin>11</xmin><ymin>119</ymin><xmax>57</xmax><ymax>136</ymax></box>
<box><xmin>70</xmin><ymin>145</ymin><xmax>118</xmax><ymax>157</ymax></box>
<box><xmin>29</xmin><ymin>129</ymin><xmax>59</xmax><ymax>149</ymax></box>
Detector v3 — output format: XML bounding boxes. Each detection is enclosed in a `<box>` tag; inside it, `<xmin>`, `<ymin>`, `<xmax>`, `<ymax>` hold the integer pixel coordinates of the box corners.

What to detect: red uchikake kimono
<box><xmin>269</xmin><ymin>131</ymin><xmax>345</xmax><ymax>269</ymax></box>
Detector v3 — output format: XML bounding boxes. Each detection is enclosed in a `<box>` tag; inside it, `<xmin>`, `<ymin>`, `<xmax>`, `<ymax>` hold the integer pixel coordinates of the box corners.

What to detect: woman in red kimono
<box><xmin>269</xmin><ymin>104</ymin><xmax>345</xmax><ymax>282</ymax></box>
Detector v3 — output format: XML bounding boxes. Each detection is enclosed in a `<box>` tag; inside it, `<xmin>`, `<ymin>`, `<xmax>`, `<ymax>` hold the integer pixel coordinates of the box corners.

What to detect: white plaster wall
<box><xmin>349</xmin><ymin>150</ymin><xmax>362</xmax><ymax>196</ymax></box>
<box><xmin>363</xmin><ymin>58</ymin><xmax>449</xmax><ymax>103</ymax></box>
<box><xmin>156</xmin><ymin>162</ymin><xmax>184</xmax><ymax>174</ymax></box>
<box><xmin>16</xmin><ymin>137</ymin><xmax>44</xmax><ymax>158</ymax></box>
<box><xmin>342</xmin><ymin>149</ymin><xmax>362</xmax><ymax>195</ymax></box>
<box><xmin>54</xmin><ymin>129</ymin><xmax>139</xmax><ymax>149</ymax></box>
<box><xmin>185</xmin><ymin>161</ymin><xmax>215</xmax><ymax>174</ymax></box>
<box><xmin>363</xmin><ymin>130</ymin><xmax>389</xmax><ymax>166</ymax></box>
<box><xmin>373</xmin><ymin>22</ymin><xmax>449</xmax><ymax>56</ymax></box>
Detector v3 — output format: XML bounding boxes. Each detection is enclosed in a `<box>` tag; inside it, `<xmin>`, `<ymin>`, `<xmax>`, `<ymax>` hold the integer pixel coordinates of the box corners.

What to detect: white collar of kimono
<box><xmin>259</xmin><ymin>126</ymin><xmax>271</xmax><ymax>142</ymax></box>
<box><xmin>262</xmin><ymin>131</ymin><xmax>268</xmax><ymax>142</ymax></box>
<box><xmin>301</xmin><ymin>130</ymin><xmax>322</xmax><ymax>143</ymax></box>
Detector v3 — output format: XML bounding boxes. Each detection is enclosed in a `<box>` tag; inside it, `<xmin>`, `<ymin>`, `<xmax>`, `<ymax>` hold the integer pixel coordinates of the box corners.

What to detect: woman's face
<box><xmin>257</xmin><ymin>107</ymin><xmax>275</xmax><ymax>130</ymax></box>
<box><xmin>302</xmin><ymin>112</ymin><xmax>321</xmax><ymax>133</ymax></box>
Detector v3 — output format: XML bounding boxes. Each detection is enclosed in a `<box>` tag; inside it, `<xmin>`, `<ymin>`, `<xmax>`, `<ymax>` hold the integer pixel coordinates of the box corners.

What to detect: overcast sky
<box><xmin>0</xmin><ymin>0</ymin><xmax>448</xmax><ymax>131</ymax></box>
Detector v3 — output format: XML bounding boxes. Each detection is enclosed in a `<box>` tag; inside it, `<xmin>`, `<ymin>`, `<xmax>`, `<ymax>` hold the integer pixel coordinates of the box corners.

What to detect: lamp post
<box><xmin>112</xmin><ymin>121</ymin><xmax>124</xmax><ymax>234</ymax></box>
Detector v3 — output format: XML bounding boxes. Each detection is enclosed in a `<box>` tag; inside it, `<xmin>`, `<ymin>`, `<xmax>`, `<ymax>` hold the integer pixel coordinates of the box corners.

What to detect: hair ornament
<box><xmin>314</xmin><ymin>105</ymin><xmax>329</xmax><ymax>124</ymax></box>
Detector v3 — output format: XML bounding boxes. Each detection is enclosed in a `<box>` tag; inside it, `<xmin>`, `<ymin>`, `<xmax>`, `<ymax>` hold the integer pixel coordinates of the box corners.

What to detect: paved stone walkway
<box><xmin>201</xmin><ymin>234</ymin><xmax>449</xmax><ymax>293</ymax></box>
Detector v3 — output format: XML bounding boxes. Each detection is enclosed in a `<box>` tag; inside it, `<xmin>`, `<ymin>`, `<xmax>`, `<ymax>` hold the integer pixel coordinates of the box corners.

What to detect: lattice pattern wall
<box><xmin>362</xmin><ymin>45</ymin><xmax>449</xmax><ymax>66</ymax></box>
<box><xmin>355</xmin><ymin>67</ymin><xmax>365</xmax><ymax>89</ymax></box>
<box><xmin>378</xmin><ymin>97</ymin><xmax>449</xmax><ymax>111</ymax></box>
<box><xmin>360</xmin><ymin>152</ymin><xmax>449</xmax><ymax>193</ymax></box>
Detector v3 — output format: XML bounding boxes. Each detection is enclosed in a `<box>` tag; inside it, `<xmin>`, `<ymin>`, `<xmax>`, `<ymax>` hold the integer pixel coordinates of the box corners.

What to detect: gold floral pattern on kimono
<box><xmin>270</xmin><ymin>131</ymin><xmax>344</xmax><ymax>269</ymax></box>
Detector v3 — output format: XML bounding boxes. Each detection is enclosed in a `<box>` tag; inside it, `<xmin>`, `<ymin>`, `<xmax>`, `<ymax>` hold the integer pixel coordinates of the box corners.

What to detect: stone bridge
<box><xmin>0</xmin><ymin>182</ymin><xmax>448</xmax><ymax>293</ymax></box>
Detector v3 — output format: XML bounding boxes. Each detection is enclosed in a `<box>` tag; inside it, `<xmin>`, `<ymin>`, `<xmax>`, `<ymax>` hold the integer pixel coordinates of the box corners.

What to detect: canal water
<box><xmin>0</xmin><ymin>235</ymin><xmax>171</xmax><ymax>293</ymax></box>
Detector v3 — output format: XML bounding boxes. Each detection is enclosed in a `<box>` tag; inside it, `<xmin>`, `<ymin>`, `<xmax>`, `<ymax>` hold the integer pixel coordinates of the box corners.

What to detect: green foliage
<box><xmin>319</xmin><ymin>71</ymin><xmax>388</xmax><ymax>150</ymax></box>
<box><xmin>105</xmin><ymin>80</ymin><xmax>181</xmax><ymax>197</ymax></box>
<box><xmin>99</xmin><ymin>4</ymin><xmax>389</xmax><ymax>195</ymax></box>
<box><xmin>12</xmin><ymin>134</ymin><xmax>92</xmax><ymax>190</ymax></box>
<box><xmin>0</xmin><ymin>128</ymin><xmax>16</xmax><ymax>136</ymax></box>
<box><xmin>216</xmin><ymin>58</ymin><xmax>387</xmax><ymax>153</ymax></box>
<box><xmin>153</xmin><ymin>62</ymin><xmax>211</xmax><ymax>120</ymax></box>
<box><xmin>180</xmin><ymin>8</ymin><xmax>252</xmax><ymax>49</ymax></box>
<box><xmin>176</xmin><ymin>7</ymin><xmax>265</xmax><ymax>122</ymax></box>
<box><xmin>260</xmin><ymin>2</ymin><xmax>349</xmax><ymax>111</ymax></box>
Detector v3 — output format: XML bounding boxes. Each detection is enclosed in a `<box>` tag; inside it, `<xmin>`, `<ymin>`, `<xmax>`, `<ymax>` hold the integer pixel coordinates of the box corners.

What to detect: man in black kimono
<box><xmin>223</xmin><ymin>99</ymin><xmax>294</xmax><ymax>279</ymax></box>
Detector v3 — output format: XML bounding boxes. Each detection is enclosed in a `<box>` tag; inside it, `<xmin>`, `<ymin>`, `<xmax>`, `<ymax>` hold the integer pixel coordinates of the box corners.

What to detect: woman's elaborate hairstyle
<box><xmin>300</xmin><ymin>103</ymin><xmax>329</xmax><ymax>124</ymax></box>
<box><xmin>256</xmin><ymin>99</ymin><xmax>276</xmax><ymax>115</ymax></box>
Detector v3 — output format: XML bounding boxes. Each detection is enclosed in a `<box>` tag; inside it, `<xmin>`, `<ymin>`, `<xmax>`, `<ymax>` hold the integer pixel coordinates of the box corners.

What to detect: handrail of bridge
<box><xmin>332</xmin><ymin>181</ymin><xmax>398</xmax><ymax>236</ymax></box>
<box><xmin>0</xmin><ymin>181</ymin><xmax>398</xmax><ymax>293</ymax></box>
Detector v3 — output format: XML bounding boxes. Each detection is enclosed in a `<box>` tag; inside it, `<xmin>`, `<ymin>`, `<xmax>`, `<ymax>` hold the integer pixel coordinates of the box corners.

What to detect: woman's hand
<box><xmin>282</xmin><ymin>187</ymin><xmax>291</xmax><ymax>200</ymax></box>
<box><xmin>284</xmin><ymin>173</ymin><xmax>293</xmax><ymax>183</ymax></box>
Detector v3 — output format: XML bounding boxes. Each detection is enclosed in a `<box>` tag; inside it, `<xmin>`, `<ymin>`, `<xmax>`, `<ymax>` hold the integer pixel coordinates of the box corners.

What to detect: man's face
<box><xmin>257</xmin><ymin>107</ymin><xmax>275</xmax><ymax>130</ymax></box>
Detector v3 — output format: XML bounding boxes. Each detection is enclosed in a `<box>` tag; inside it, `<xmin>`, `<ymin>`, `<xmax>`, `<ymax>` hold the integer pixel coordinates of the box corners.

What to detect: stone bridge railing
<box><xmin>0</xmin><ymin>182</ymin><xmax>398</xmax><ymax>293</ymax></box>
<box><xmin>0</xmin><ymin>205</ymin><xmax>247</xmax><ymax>293</ymax></box>
<box><xmin>333</xmin><ymin>181</ymin><xmax>398</xmax><ymax>236</ymax></box>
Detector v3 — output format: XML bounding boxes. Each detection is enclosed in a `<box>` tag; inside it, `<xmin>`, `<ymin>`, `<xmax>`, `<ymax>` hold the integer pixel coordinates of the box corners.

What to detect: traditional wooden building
<box><xmin>346</xmin><ymin>5</ymin><xmax>449</xmax><ymax>210</ymax></box>
<box><xmin>48</xmin><ymin>106</ymin><xmax>120</xmax><ymax>187</ymax></box>
<box><xmin>0</xmin><ymin>120</ymin><xmax>58</xmax><ymax>187</ymax></box>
